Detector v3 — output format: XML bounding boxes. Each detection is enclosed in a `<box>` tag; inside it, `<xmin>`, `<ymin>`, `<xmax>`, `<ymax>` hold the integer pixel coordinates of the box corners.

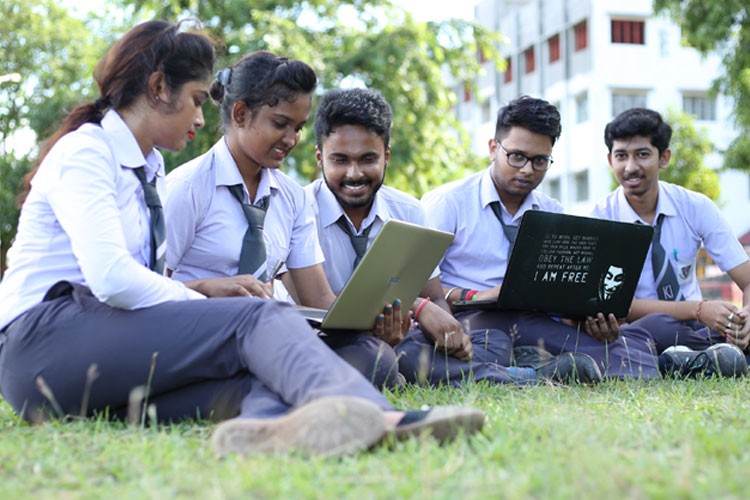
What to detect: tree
<box><xmin>0</xmin><ymin>0</ymin><xmax>103</xmax><ymax>276</ymax></box>
<box><xmin>654</xmin><ymin>0</ymin><xmax>750</xmax><ymax>173</ymax></box>
<box><xmin>120</xmin><ymin>0</ymin><xmax>504</xmax><ymax>195</ymax></box>
<box><xmin>661</xmin><ymin>108</ymin><xmax>719</xmax><ymax>201</ymax></box>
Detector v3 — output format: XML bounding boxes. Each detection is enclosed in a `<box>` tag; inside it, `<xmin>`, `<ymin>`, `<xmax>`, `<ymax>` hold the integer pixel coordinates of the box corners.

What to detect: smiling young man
<box><xmin>422</xmin><ymin>96</ymin><xmax>659</xmax><ymax>380</ymax></box>
<box><xmin>306</xmin><ymin>88</ymin><xmax>601</xmax><ymax>385</ymax></box>
<box><xmin>590</xmin><ymin>108</ymin><xmax>749</xmax><ymax>376</ymax></box>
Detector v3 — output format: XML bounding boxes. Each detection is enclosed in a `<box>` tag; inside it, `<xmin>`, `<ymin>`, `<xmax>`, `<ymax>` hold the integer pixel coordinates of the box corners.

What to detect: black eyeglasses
<box><xmin>495</xmin><ymin>140</ymin><xmax>553</xmax><ymax>172</ymax></box>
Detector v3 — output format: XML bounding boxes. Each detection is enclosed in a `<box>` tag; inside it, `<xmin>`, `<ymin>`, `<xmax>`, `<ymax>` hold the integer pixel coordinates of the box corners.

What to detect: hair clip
<box><xmin>216</xmin><ymin>68</ymin><xmax>233</xmax><ymax>87</ymax></box>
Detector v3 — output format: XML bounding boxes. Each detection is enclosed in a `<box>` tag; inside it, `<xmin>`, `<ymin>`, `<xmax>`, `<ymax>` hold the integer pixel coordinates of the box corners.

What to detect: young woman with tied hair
<box><xmin>164</xmin><ymin>51</ymin><xmax>405</xmax><ymax>391</ymax></box>
<box><xmin>0</xmin><ymin>20</ymin><xmax>483</xmax><ymax>458</ymax></box>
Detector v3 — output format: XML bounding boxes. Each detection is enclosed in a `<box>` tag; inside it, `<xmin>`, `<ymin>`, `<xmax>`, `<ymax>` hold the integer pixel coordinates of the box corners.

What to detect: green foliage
<box><xmin>0</xmin><ymin>0</ymin><xmax>104</xmax><ymax>274</ymax></box>
<box><xmin>661</xmin><ymin>108</ymin><xmax>720</xmax><ymax>200</ymax></box>
<box><xmin>654</xmin><ymin>0</ymin><xmax>750</xmax><ymax>173</ymax></box>
<box><xmin>118</xmin><ymin>0</ymin><xmax>503</xmax><ymax>197</ymax></box>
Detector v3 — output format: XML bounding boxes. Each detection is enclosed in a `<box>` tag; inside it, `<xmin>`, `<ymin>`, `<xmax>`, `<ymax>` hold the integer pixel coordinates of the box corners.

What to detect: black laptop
<box><xmin>453</xmin><ymin>210</ymin><xmax>653</xmax><ymax>319</ymax></box>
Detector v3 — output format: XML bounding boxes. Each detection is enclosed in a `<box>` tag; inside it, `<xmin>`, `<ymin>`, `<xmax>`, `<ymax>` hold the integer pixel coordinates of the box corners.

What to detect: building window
<box><xmin>575</xmin><ymin>92</ymin><xmax>589</xmax><ymax>123</ymax></box>
<box><xmin>463</xmin><ymin>84</ymin><xmax>473</xmax><ymax>103</ymax></box>
<box><xmin>504</xmin><ymin>57</ymin><xmax>513</xmax><ymax>84</ymax></box>
<box><xmin>481</xmin><ymin>99</ymin><xmax>492</xmax><ymax>123</ymax></box>
<box><xmin>548</xmin><ymin>34</ymin><xmax>560</xmax><ymax>63</ymax></box>
<box><xmin>574</xmin><ymin>170</ymin><xmax>589</xmax><ymax>202</ymax></box>
<box><xmin>524</xmin><ymin>47</ymin><xmax>535</xmax><ymax>74</ymax></box>
<box><xmin>683</xmin><ymin>94</ymin><xmax>716</xmax><ymax>121</ymax></box>
<box><xmin>574</xmin><ymin>20</ymin><xmax>588</xmax><ymax>51</ymax></box>
<box><xmin>547</xmin><ymin>177</ymin><xmax>561</xmax><ymax>201</ymax></box>
<box><xmin>611</xmin><ymin>20</ymin><xmax>645</xmax><ymax>44</ymax></box>
<box><xmin>478</xmin><ymin>47</ymin><xmax>488</xmax><ymax>64</ymax></box>
<box><xmin>612</xmin><ymin>91</ymin><xmax>647</xmax><ymax>117</ymax></box>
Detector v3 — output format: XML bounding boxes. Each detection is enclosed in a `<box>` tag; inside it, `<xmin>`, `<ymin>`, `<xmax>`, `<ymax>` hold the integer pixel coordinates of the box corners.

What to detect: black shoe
<box><xmin>513</xmin><ymin>346</ymin><xmax>603</xmax><ymax>384</ymax></box>
<box><xmin>662</xmin><ymin>343</ymin><xmax>748</xmax><ymax>378</ymax></box>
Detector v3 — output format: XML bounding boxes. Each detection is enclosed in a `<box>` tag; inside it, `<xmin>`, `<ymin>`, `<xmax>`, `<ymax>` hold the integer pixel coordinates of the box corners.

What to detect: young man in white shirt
<box><xmin>307</xmin><ymin>88</ymin><xmax>602</xmax><ymax>385</ymax></box>
<box><xmin>423</xmin><ymin>96</ymin><xmax>660</xmax><ymax>379</ymax></box>
<box><xmin>591</xmin><ymin>107</ymin><xmax>748</xmax><ymax>377</ymax></box>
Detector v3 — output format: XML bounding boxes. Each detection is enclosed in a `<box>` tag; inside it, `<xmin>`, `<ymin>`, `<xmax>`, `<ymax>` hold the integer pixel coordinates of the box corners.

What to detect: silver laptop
<box><xmin>297</xmin><ymin>219</ymin><xmax>454</xmax><ymax>331</ymax></box>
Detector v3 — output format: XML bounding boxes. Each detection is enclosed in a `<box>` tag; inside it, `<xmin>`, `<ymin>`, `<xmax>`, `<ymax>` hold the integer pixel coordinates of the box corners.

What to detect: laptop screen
<box><xmin>498</xmin><ymin>210</ymin><xmax>653</xmax><ymax>318</ymax></box>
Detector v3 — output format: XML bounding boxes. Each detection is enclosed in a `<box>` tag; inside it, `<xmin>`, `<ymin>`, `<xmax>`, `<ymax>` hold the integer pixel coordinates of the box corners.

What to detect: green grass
<box><xmin>2</xmin><ymin>378</ymin><xmax>750</xmax><ymax>499</ymax></box>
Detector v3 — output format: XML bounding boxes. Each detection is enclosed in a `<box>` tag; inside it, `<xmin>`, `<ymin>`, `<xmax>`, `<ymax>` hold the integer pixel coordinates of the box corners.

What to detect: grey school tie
<box><xmin>489</xmin><ymin>201</ymin><xmax>518</xmax><ymax>256</ymax></box>
<box><xmin>227</xmin><ymin>184</ymin><xmax>269</xmax><ymax>281</ymax></box>
<box><xmin>651</xmin><ymin>214</ymin><xmax>683</xmax><ymax>301</ymax></box>
<box><xmin>335</xmin><ymin>216</ymin><xmax>374</xmax><ymax>270</ymax></box>
<box><xmin>133</xmin><ymin>167</ymin><xmax>166</xmax><ymax>274</ymax></box>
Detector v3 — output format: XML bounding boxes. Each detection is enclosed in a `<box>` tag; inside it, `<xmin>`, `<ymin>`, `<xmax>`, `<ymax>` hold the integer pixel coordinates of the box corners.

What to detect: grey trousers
<box><xmin>0</xmin><ymin>281</ymin><xmax>392</xmax><ymax>423</ymax></box>
<box><xmin>396</xmin><ymin>327</ymin><xmax>517</xmax><ymax>386</ymax></box>
<box><xmin>456</xmin><ymin>310</ymin><xmax>660</xmax><ymax>379</ymax></box>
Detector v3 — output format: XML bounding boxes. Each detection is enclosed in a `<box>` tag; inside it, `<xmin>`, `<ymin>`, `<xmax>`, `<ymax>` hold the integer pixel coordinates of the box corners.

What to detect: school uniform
<box><xmin>591</xmin><ymin>181</ymin><xmax>750</xmax><ymax>351</ymax></box>
<box><xmin>306</xmin><ymin>179</ymin><xmax>518</xmax><ymax>386</ymax></box>
<box><xmin>165</xmin><ymin>138</ymin><xmax>323</xmax><ymax>282</ymax></box>
<box><xmin>165</xmin><ymin>139</ymin><xmax>398</xmax><ymax>389</ymax></box>
<box><xmin>422</xmin><ymin>166</ymin><xmax>660</xmax><ymax>379</ymax></box>
<box><xmin>0</xmin><ymin>110</ymin><xmax>391</xmax><ymax>422</ymax></box>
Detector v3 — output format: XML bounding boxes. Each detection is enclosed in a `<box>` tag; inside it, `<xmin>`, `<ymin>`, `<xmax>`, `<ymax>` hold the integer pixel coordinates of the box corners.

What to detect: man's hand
<box><xmin>724</xmin><ymin>304</ymin><xmax>750</xmax><ymax>351</ymax></box>
<box><xmin>185</xmin><ymin>275</ymin><xmax>273</xmax><ymax>298</ymax></box>
<box><xmin>699</xmin><ymin>300</ymin><xmax>747</xmax><ymax>337</ymax></box>
<box><xmin>562</xmin><ymin>313</ymin><xmax>620</xmax><ymax>343</ymax></box>
<box><xmin>417</xmin><ymin>301</ymin><xmax>473</xmax><ymax>361</ymax></box>
<box><xmin>372</xmin><ymin>299</ymin><xmax>411</xmax><ymax>346</ymax></box>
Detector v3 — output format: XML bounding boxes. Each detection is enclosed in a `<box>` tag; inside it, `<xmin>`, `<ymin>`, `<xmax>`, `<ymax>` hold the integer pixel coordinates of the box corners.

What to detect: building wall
<box><xmin>457</xmin><ymin>0</ymin><xmax>750</xmax><ymax>237</ymax></box>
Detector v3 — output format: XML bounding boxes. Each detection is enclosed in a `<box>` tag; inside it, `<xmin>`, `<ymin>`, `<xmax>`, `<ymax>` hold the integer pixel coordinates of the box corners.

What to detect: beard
<box><xmin>322</xmin><ymin>170</ymin><xmax>385</xmax><ymax>210</ymax></box>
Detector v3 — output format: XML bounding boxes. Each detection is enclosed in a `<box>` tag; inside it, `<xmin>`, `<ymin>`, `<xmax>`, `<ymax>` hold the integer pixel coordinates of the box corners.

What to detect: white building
<box><xmin>455</xmin><ymin>0</ymin><xmax>750</xmax><ymax>238</ymax></box>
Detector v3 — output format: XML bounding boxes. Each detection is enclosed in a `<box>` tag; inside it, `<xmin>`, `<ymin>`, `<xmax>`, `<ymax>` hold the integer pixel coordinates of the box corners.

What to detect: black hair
<box><xmin>210</xmin><ymin>50</ymin><xmax>317</xmax><ymax>127</ymax></box>
<box><xmin>495</xmin><ymin>95</ymin><xmax>561</xmax><ymax>146</ymax></box>
<box><xmin>313</xmin><ymin>88</ymin><xmax>392</xmax><ymax>149</ymax></box>
<box><xmin>604</xmin><ymin>108</ymin><xmax>672</xmax><ymax>154</ymax></box>
<box><xmin>21</xmin><ymin>19</ymin><xmax>215</xmax><ymax>205</ymax></box>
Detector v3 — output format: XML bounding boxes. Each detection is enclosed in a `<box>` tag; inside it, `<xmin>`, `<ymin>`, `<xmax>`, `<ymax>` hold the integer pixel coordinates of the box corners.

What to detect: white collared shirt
<box><xmin>165</xmin><ymin>138</ymin><xmax>323</xmax><ymax>282</ymax></box>
<box><xmin>421</xmin><ymin>166</ymin><xmax>563</xmax><ymax>290</ymax></box>
<box><xmin>590</xmin><ymin>181</ymin><xmax>749</xmax><ymax>300</ymax></box>
<box><xmin>0</xmin><ymin>110</ymin><xmax>203</xmax><ymax>329</ymax></box>
<box><xmin>306</xmin><ymin>179</ymin><xmax>437</xmax><ymax>294</ymax></box>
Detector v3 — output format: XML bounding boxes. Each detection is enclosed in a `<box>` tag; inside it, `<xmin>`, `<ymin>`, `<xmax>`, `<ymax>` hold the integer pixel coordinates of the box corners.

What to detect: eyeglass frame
<box><xmin>493</xmin><ymin>139</ymin><xmax>554</xmax><ymax>172</ymax></box>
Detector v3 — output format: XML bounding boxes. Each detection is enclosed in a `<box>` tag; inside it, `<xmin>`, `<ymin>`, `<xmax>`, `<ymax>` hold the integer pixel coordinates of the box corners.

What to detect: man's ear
<box><xmin>384</xmin><ymin>146</ymin><xmax>391</xmax><ymax>166</ymax></box>
<box><xmin>315</xmin><ymin>145</ymin><xmax>323</xmax><ymax>169</ymax></box>
<box><xmin>232</xmin><ymin>100</ymin><xmax>251</xmax><ymax>127</ymax></box>
<box><xmin>607</xmin><ymin>152</ymin><xmax>614</xmax><ymax>168</ymax></box>
<box><xmin>488</xmin><ymin>138</ymin><xmax>498</xmax><ymax>161</ymax></box>
<box><xmin>659</xmin><ymin>148</ymin><xmax>672</xmax><ymax>169</ymax></box>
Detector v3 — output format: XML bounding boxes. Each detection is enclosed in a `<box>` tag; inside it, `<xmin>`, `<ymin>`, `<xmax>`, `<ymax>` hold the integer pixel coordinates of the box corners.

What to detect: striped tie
<box><xmin>489</xmin><ymin>201</ymin><xmax>518</xmax><ymax>257</ymax></box>
<box><xmin>133</xmin><ymin>167</ymin><xmax>166</xmax><ymax>274</ymax></box>
<box><xmin>651</xmin><ymin>214</ymin><xmax>683</xmax><ymax>301</ymax></box>
<box><xmin>228</xmin><ymin>184</ymin><xmax>269</xmax><ymax>281</ymax></box>
<box><xmin>335</xmin><ymin>216</ymin><xmax>374</xmax><ymax>270</ymax></box>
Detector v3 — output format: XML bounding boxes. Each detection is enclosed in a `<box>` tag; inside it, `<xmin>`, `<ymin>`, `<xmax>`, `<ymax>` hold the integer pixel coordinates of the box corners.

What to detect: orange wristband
<box><xmin>695</xmin><ymin>299</ymin><xmax>708</xmax><ymax>324</ymax></box>
<box><xmin>414</xmin><ymin>297</ymin><xmax>431</xmax><ymax>322</ymax></box>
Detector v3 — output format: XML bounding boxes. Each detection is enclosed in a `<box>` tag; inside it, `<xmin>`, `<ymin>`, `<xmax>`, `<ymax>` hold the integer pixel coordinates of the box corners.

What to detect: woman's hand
<box><xmin>185</xmin><ymin>275</ymin><xmax>273</xmax><ymax>299</ymax></box>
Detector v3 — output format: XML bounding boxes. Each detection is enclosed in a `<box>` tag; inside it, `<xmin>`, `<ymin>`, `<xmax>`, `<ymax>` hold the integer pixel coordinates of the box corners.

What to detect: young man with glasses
<box><xmin>422</xmin><ymin>96</ymin><xmax>660</xmax><ymax>379</ymax></box>
<box><xmin>309</xmin><ymin>88</ymin><xmax>602</xmax><ymax>385</ymax></box>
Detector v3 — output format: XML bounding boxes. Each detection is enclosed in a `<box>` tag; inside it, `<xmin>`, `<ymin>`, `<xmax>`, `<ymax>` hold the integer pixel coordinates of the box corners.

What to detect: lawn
<box><xmin>1</xmin><ymin>378</ymin><xmax>749</xmax><ymax>499</ymax></box>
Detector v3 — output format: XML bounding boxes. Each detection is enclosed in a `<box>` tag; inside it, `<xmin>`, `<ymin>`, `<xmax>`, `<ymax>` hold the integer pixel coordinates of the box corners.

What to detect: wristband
<box><xmin>465</xmin><ymin>290</ymin><xmax>478</xmax><ymax>301</ymax></box>
<box><xmin>443</xmin><ymin>286</ymin><xmax>459</xmax><ymax>302</ymax></box>
<box><xmin>414</xmin><ymin>297</ymin><xmax>431</xmax><ymax>322</ymax></box>
<box><xmin>695</xmin><ymin>299</ymin><xmax>708</xmax><ymax>324</ymax></box>
<box><xmin>459</xmin><ymin>288</ymin><xmax>471</xmax><ymax>301</ymax></box>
